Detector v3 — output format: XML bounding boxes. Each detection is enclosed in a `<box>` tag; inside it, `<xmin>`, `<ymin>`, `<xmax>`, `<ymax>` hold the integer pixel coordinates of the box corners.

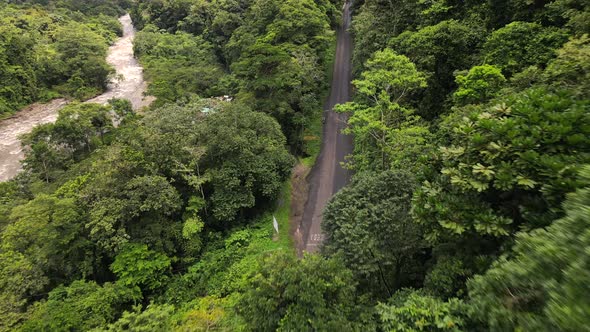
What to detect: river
<box><xmin>0</xmin><ymin>14</ymin><xmax>151</xmax><ymax>182</ymax></box>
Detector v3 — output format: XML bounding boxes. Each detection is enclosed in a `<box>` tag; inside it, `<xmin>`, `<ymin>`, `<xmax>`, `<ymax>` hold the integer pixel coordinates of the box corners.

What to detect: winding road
<box><xmin>0</xmin><ymin>14</ymin><xmax>151</xmax><ymax>182</ymax></box>
<box><xmin>300</xmin><ymin>2</ymin><xmax>354</xmax><ymax>253</ymax></box>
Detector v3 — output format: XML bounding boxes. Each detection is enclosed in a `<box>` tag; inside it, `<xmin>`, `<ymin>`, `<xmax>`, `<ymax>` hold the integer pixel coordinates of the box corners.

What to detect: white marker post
<box><xmin>273</xmin><ymin>215</ymin><xmax>279</xmax><ymax>234</ymax></box>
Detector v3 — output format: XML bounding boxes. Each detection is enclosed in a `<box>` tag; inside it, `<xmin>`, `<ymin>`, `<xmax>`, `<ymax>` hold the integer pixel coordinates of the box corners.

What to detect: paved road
<box><xmin>0</xmin><ymin>14</ymin><xmax>151</xmax><ymax>182</ymax></box>
<box><xmin>301</xmin><ymin>1</ymin><xmax>354</xmax><ymax>253</ymax></box>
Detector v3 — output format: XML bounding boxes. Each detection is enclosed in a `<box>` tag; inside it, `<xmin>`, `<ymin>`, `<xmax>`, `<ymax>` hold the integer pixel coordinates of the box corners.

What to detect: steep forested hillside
<box><xmin>0</xmin><ymin>0</ymin><xmax>589</xmax><ymax>331</ymax></box>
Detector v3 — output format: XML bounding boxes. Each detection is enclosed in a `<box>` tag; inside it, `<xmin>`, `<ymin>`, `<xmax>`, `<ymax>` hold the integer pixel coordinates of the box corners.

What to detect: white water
<box><xmin>87</xmin><ymin>14</ymin><xmax>154</xmax><ymax>109</ymax></box>
<box><xmin>0</xmin><ymin>14</ymin><xmax>152</xmax><ymax>182</ymax></box>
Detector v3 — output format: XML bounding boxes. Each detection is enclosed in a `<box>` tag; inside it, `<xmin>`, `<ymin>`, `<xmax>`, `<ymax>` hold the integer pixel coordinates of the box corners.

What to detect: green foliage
<box><xmin>228</xmin><ymin>0</ymin><xmax>333</xmax><ymax>149</ymax></box>
<box><xmin>2</xmin><ymin>194</ymin><xmax>89</xmax><ymax>282</ymax></box>
<box><xmin>545</xmin><ymin>0</ymin><xmax>590</xmax><ymax>35</ymax></box>
<box><xmin>21</xmin><ymin>280</ymin><xmax>136</xmax><ymax>332</ymax></box>
<box><xmin>4</xmin><ymin>0</ymin><xmax>590</xmax><ymax>330</ymax></box>
<box><xmin>21</xmin><ymin>102</ymin><xmax>116</xmax><ymax>182</ymax></box>
<box><xmin>53</xmin><ymin>22</ymin><xmax>112</xmax><ymax>98</ymax></box>
<box><xmin>351</xmin><ymin>0</ymin><xmax>420</xmax><ymax>72</ymax></box>
<box><xmin>390</xmin><ymin>19</ymin><xmax>484</xmax><ymax>117</ymax></box>
<box><xmin>453</xmin><ymin>65</ymin><xmax>506</xmax><ymax>105</ymax></box>
<box><xmin>323</xmin><ymin>171</ymin><xmax>425</xmax><ymax>297</ymax></box>
<box><xmin>21</xmin><ymin>0</ymin><xmax>131</xmax><ymax>16</ymax></box>
<box><xmin>543</xmin><ymin>35</ymin><xmax>590</xmax><ymax>98</ymax></box>
<box><xmin>132</xmin><ymin>0</ymin><xmax>336</xmax><ymax>150</ymax></box>
<box><xmin>84</xmin><ymin>172</ymin><xmax>181</xmax><ymax>254</ymax></box>
<box><xmin>102</xmin><ymin>303</ymin><xmax>175</xmax><ymax>332</ymax></box>
<box><xmin>483</xmin><ymin>21</ymin><xmax>568</xmax><ymax>76</ymax></box>
<box><xmin>354</xmin><ymin>49</ymin><xmax>427</xmax><ymax>103</ymax></box>
<box><xmin>336</xmin><ymin>49</ymin><xmax>432</xmax><ymax>172</ymax></box>
<box><xmin>377</xmin><ymin>290</ymin><xmax>471</xmax><ymax>331</ymax></box>
<box><xmin>0</xmin><ymin>23</ymin><xmax>38</xmax><ymax>115</ymax></box>
<box><xmin>424</xmin><ymin>257</ymin><xmax>469</xmax><ymax>300</ymax></box>
<box><xmin>110</xmin><ymin>243</ymin><xmax>171</xmax><ymax>293</ymax></box>
<box><xmin>163</xmin><ymin>214</ymin><xmax>291</xmax><ymax>305</ymax></box>
<box><xmin>231</xmin><ymin>40</ymin><xmax>324</xmax><ymax>148</ymax></box>
<box><xmin>196</xmin><ymin>103</ymin><xmax>294</xmax><ymax>222</ymax></box>
<box><xmin>0</xmin><ymin>4</ymin><xmax>119</xmax><ymax>116</ymax></box>
<box><xmin>239</xmin><ymin>252</ymin><xmax>371</xmax><ymax>331</ymax></box>
<box><xmin>175</xmin><ymin>296</ymin><xmax>232</xmax><ymax>331</ymax></box>
<box><xmin>133</xmin><ymin>27</ymin><xmax>227</xmax><ymax>104</ymax></box>
<box><xmin>468</xmin><ymin>165</ymin><xmax>590</xmax><ymax>330</ymax></box>
<box><xmin>0</xmin><ymin>251</ymin><xmax>47</xmax><ymax>331</ymax></box>
<box><xmin>414</xmin><ymin>88</ymin><xmax>590</xmax><ymax>241</ymax></box>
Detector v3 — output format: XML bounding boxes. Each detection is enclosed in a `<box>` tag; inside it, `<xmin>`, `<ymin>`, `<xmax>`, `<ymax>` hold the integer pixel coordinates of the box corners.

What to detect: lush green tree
<box><xmin>2</xmin><ymin>194</ymin><xmax>90</xmax><ymax>282</ymax></box>
<box><xmin>226</xmin><ymin>0</ymin><xmax>333</xmax><ymax>148</ymax></box>
<box><xmin>53</xmin><ymin>22</ymin><xmax>113</xmax><ymax>98</ymax></box>
<box><xmin>54</xmin><ymin>103</ymin><xmax>114</xmax><ymax>153</ymax></box>
<box><xmin>483</xmin><ymin>21</ymin><xmax>568</xmax><ymax>76</ymax></box>
<box><xmin>543</xmin><ymin>35</ymin><xmax>590</xmax><ymax>98</ymax></box>
<box><xmin>453</xmin><ymin>64</ymin><xmax>506</xmax><ymax>105</ymax></box>
<box><xmin>21</xmin><ymin>103</ymin><xmax>114</xmax><ymax>181</ymax></box>
<box><xmin>545</xmin><ymin>0</ymin><xmax>590</xmax><ymax>35</ymax></box>
<box><xmin>353</xmin><ymin>49</ymin><xmax>427</xmax><ymax>104</ymax></box>
<box><xmin>377</xmin><ymin>290</ymin><xmax>471</xmax><ymax>332</ymax></box>
<box><xmin>323</xmin><ymin>171</ymin><xmax>425</xmax><ymax>297</ymax></box>
<box><xmin>133</xmin><ymin>27</ymin><xmax>228</xmax><ymax>104</ymax></box>
<box><xmin>130</xmin><ymin>0</ymin><xmax>193</xmax><ymax>32</ymax></box>
<box><xmin>351</xmin><ymin>0</ymin><xmax>420</xmax><ymax>72</ymax></box>
<box><xmin>85</xmin><ymin>174</ymin><xmax>181</xmax><ymax>255</ymax></box>
<box><xmin>20</xmin><ymin>280</ymin><xmax>136</xmax><ymax>332</ymax></box>
<box><xmin>231</xmin><ymin>41</ymin><xmax>308</xmax><ymax>147</ymax></box>
<box><xmin>21</xmin><ymin>124</ymin><xmax>71</xmax><ymax>182</ymax></box>
<box><xmin>0</xmin><ymin>251</ymin><xmax>47</xmax><ymax>331</ymax></box>
<box><xmin>0</xmin><ymin>4</ymin><xmax>121</xmax><ymax>115</ymax></box>
<box><xmin>175</xmin><ymin>296</ymin><xmax>233</xmax><ymax>331</ymax></box>
<box><xmin>423</xmin><ymin>256</ymin><xmax>470</xmax><ymax>300</ymax></box>
<box><xmin>390</xmin><ymin>20</ymin><xmax>484</xmax><ymax>117</ymax></box>
<box><xmin>264</xmin><ymin>0</ymin><xmax>332</xmax><ymax>52</ymax></box>
<box><xmin>0</xmin><ymin>24</ymin><xmax>38</xmax><ymax>114</ymax></box>
<box><xmin>196</xmin><ymin>103</ymin><xmax>294</xmax><ymax>222</ymax></box>
<box><xmin>336</xmin><ymin>49</ymin><xmax>432</xmax><ymax>172</ymax></box>
<box><xmin>0</xmin><ymin>182</ymin><xmax>29</xmax><ymax>232</ymax></box>
<box><xmin>110</xmin><ymin>243</ymin><xmax>171</xmax><ymax>293</ymax></box>
<box><xmin>468</xmin><ymin>165</ymin><xmax>590</xmax><ymax>331</ymax></box>
<box><xmin>413</xmin><ymin>88</ymin><xmax>590</xmax><ymax>241</ymax></box>
<box><xmin>239</xmin><ymin>252</ymin><xmax>371</xmax><ymax>331</ymax></box>
<box><xmin>102</xmin><ymin>303</ymin><xmax>175</xmax><ymax>332</ymax></box>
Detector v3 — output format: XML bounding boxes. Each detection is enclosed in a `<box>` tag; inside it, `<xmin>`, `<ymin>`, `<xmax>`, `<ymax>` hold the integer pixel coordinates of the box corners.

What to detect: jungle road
<box><xmin>301</xmin><ymin>1</ymin><xmax>354</xmax><ymax>253</ymax></box>
<box><xmin>0</xmin><ymin>14</ymin><xmax>151</xmax><ymax>182</ymax></box>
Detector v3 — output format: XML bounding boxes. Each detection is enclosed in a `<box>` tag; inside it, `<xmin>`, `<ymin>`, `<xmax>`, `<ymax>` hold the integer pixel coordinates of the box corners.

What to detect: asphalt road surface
<box><xmin>301</xmin><ymin>1</ymin><xmax>354</xmax><ymax>253</ymax></box>
<box><xmin>0</xmin><ymin>14</ymin><xmax>151</xmax><ymax>182</ymax></box>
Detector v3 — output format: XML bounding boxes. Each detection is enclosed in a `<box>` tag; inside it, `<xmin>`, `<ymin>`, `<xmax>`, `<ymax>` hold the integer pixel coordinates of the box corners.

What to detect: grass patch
<box><xmin>245</xmin><ymin>180</ymin><xmax>293</xmax><ymax>254</ymax></box>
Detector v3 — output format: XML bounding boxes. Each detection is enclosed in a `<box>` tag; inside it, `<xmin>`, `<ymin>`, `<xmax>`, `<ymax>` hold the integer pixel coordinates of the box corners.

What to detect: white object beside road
<box><xmin>273</xmin><ymin>215</ymin><xmax>279</xmax><ymax>234</ymax></box>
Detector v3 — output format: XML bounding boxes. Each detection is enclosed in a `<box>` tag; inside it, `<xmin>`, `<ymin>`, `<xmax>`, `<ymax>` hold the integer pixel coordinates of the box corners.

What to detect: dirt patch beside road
<box><xmin>290</xmin><ymin>162</ymin><xmax>311</xmax><ymax>257</ymax></box>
